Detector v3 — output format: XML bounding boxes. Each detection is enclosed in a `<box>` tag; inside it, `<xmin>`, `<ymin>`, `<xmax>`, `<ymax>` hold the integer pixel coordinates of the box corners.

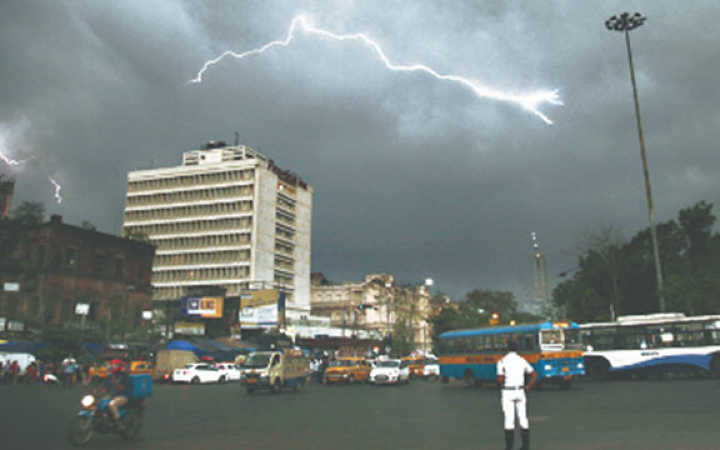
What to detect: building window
<box><xmin>115</xmin><ymin>257</ymin><xmax>124</xmax><ymax>280</ymax></box>
<box><xmin>36</xmin><ymin>245</ymin><xmax>47</xmax><ymax>267</ymax></box>
<box><xmin>64</xmin><ymin>247</ymin><xmax>77</xmax><ymax>270</ymax></box>
<box><xmin>94</xmin><ymin>252</ymin><xmax>106</xmax><ymax>277</ymax></box>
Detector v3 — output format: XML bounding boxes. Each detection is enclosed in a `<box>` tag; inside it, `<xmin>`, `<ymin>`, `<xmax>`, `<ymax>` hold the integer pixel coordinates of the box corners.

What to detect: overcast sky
<box><xmin>1</xmin><ymin>1</ymin><xmax>719</xmax><ymax>306</ymax></box>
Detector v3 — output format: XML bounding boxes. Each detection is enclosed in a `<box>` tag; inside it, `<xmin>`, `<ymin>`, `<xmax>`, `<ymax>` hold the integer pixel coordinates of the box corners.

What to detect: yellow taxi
<box><xmin>129</xmin><ymin>360</ymin><xmax>156</xmax><ymax>378</ymax></box>
<box><xmin>402</xmin><ymin>356</ymin><xmax>426</xmax><ymax>379</ymax></box>
<box><xmin>323</xmin><ymin>357</ymin><xmax>372</xmax><ymax>384</ymax></box>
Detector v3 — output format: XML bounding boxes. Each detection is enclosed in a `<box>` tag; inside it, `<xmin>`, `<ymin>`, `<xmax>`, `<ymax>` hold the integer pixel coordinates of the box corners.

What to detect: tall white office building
<box><xmin>122</xmin><ymin>142</ymin><xmax>312</xmax><ymax>312</ymax></box>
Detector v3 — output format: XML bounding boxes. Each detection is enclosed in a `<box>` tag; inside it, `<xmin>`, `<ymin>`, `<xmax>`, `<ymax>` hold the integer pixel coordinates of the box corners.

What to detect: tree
<box><xmin>11</xmin><ymin>201</ymin><xmax>44</xmax><ymax>227</ymax></box>
<box><xmin>552</xmin><ymin>200</ymin><xmax>720</xmax><ymax>321</ymax></box>
<box><xmin>678</xmin><ymin>201</ymin><xmax>716</xmax><ymax>271</ymax></box>
<box><xmin>81</xmin><ymin>221</ymin><xmax>97</xmax><ymax>231</ymax></box>
<box><xmin>464</xmin><ymin>289</ymin><xmax>517</xmax><ymax>318</ymax></box>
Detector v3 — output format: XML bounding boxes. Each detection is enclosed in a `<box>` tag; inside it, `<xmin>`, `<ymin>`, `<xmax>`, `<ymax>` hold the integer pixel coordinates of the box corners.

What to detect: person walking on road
<box><xmin>497</xmin><ymin>340</ymin><xmax>538</xmax><ymax>450</ymax></box>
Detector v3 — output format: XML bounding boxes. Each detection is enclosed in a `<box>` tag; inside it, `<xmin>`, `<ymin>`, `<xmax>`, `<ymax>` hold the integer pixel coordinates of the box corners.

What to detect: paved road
<box><xmin>2</xmin><ymin>377</ymin><xmax>719</xmax><ymax>450</ymax></box>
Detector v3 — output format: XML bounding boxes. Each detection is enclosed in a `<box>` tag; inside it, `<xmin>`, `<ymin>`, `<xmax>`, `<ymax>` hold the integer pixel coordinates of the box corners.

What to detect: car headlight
<box><xmin>81</xmin><ymin>395</ymin><xmax>95</xmax><ymax>408</ymax></box>
<box><xmin>544</xmin><ymin>364</ymin><xmax>552</xmax><ymax>371</ymax></box>
<box><xmin>586</xmin><ymin>345</ymin><xmax>594</xmax><ymax>352</ymax></box>
<box><xmin>342</xmin><ymin>374</ymin><xmax>349</xmax><ymax>378</ymax></box>
<box><xmin>577</xmin><ymin>363</ymin><xmax>584</xmax><ymax>369</ymax></box>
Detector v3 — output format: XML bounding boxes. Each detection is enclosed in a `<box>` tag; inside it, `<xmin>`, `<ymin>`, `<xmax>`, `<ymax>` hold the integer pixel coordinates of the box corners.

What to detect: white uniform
<box><xmin>496</xmin><ymin>351</ymin><xmax>534</xmax><ymax>430</ymax></box>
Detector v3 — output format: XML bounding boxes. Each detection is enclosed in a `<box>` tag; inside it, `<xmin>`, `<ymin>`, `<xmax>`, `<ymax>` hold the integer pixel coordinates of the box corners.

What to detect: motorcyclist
<box><xmin>103</xmin><ymin>362</ymin><xmax>129</xmax><ymax>430</ymax></box>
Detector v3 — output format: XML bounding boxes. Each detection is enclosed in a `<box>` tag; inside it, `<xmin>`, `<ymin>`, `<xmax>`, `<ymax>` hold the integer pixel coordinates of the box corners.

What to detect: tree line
<box><xmin>551</xmin><ymin>200</ymin><xmax>720</xmax><ymax>322</ymax></box>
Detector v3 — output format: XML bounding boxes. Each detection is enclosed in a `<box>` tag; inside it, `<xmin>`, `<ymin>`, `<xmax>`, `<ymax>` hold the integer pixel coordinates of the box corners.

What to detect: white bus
<box><xmin>580</xmin><ymin>313</ymin><xmax>720</xmax><ymax>379</ymax></box>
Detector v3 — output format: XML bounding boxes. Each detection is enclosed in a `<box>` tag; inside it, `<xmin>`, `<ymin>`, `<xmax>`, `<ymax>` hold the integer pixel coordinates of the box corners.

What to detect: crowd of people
<box><xmin>0</xmin><ymin>354</ymin><xmax>125</xmax><ymax>387</ymax></box>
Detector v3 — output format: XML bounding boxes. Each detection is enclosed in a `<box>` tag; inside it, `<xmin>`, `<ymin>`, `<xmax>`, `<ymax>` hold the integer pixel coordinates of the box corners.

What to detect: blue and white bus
<box><xmin>437</xmin><ymin>321</ymin><xmax>586</xmax><ymax>389</ymax></box>
<box><xmin>580</xmin><ymin>313</ymin><xmax>720</xmax><ymax>379</ymax></box>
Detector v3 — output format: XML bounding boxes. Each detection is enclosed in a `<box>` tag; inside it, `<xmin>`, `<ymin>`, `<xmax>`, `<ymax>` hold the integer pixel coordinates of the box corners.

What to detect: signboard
<box><xmin>239</xmin><ymin>304</ymin><xmax>278</xmax><ymax>329</ymax></box>
<box><xmin>75</xmin><ymin>303</ymin><xmax>90</xmax><ymax>316</ymax></box>
<box><xmin>7</xmin><ymin>320</ymin><xmax>24</xmax><ymax>331</ymax></box>
<box><xmin>175</xmin><ymin>321</ymin><xmax>205</xmax><ymax>336</ymax></box>
<box><xmin>142</xmin><ymin>310</ymin><xmax>153</xmax><ymax>320</ymax></box>
<box><xmin>3</xmin><ymin>282</ymin><xmax>19</xmax><ymax>292</ymax></box>
<box><xmin>181</xmin><ymin>297</ymin><xmax>224</xmax><ymax>318</ymax></box>
<box><xmin>240</xmin><ymin>289</ymin><xmax>280</xmax><ymax>308</ymax></box>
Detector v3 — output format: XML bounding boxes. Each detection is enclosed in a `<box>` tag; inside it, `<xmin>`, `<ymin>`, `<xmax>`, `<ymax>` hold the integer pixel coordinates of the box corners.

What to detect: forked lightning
<box><xmin>190</xmin><ymin>15</ymin><xmax>562</xmax><ymax>124</ymax></box>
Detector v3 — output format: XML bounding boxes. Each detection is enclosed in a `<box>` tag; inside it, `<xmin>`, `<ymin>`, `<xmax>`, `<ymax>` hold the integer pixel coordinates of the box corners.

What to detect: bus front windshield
<box><xmin>540</xmin><ymin>329</ymin><xmax>563</xmax><ymax>346</ymax></box>
<box><xmin>540</xmin><ymin>329</ymin><xmax>582</xmax><ymax>350</ymax></box>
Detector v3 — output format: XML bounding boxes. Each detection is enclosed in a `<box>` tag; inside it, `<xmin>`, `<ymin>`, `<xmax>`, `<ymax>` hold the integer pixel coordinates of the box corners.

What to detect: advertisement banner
<box><xmin>7</xmin><ymin>320</ymin><xmax>24</xmax><ymax>331</ymax></box>
<box><xmin>239</xmin><ymin>304</ymin><xmax>278</xmax><ymax>329</ymax></box>
<box><xmin>181</xmin><ymin>297</ymin><xmax>224</xmax><ymax>318</ymax></box>
<box><xmin>174</xmin><ymin>321</ymin><xmax>205</xmax><ymax>336</ymax></box>
<box><xmin>240</xmin><ymin>289</ymin><xmax>279</xmax><ymax>308</ymax></box>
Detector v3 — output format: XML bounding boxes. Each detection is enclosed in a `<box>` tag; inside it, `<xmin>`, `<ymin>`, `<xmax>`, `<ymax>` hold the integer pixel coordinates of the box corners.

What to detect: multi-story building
<box><xmin>310</xmin><ymin>273</ymin><xmax>432</xmax><ymax>351</ymax></box>
<box><xmin>122</xmin><ymin>142</ymin><xmax>313</xmax><ymax>315</ymax></box>
<box><xmin>0</xmin><ymin>214</ymin><xmax>155</xmax><ymax>333</ymax></box>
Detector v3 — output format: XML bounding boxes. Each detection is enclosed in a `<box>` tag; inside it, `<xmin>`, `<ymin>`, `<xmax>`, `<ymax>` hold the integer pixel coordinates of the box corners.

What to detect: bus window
<box><xmin>618</xmin><ymin>326</ymin><xmax>647</xmax><ymax>350</ymax></box>
<box><xmin>540</xmin><ymin>330</ymin><xmax>562</xmax><ymax>346</ymax></box>
<box><xmin>563</xmin><ymin>329</ymin><xmax>583</xmax><ymax>350</ymax></box>
<box><xmin>521</xmin><ymin>333</ymin><xmax>538</xmax><ymax>352</ymax></box>
<box><xmin>674</xmin><ymin>322</ymin><xmax>705</xmax><ymax>347</ymax></box>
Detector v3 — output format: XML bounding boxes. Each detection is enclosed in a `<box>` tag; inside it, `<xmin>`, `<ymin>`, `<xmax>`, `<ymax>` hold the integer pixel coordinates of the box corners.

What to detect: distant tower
<box><xmin>531</xmin><ymin>232</ymin><xmax>549</xmax><ymax>304</ymax></box>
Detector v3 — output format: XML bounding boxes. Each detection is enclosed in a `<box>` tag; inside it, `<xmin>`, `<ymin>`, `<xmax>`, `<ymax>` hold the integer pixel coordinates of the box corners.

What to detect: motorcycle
<box><xmin>67</xmin><ymin>393</ymin><xmax>144</xmax><ymax>447</ymax></box>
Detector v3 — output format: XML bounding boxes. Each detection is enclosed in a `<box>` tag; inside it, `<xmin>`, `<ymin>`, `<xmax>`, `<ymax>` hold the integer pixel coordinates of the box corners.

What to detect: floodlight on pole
<box><xmin>605</xmin><ymin>12</ymin><xmax>665</xmax><ymax>312</ymax></box>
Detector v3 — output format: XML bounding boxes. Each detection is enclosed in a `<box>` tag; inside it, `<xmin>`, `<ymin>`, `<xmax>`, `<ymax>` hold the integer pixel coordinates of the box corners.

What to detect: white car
<box><xmin>423</xmin><ymin>357</ymin><xmax>440</xmax><ymax>379</ymax></box>
<box><xmin>172</xmin><ymin>363</ymin><xmax>223</xmax><ymax>384</ymax></box>
<box><xmin>369</xmin><ymin>359</ymin><xmax>410</xmax><ymax>385</ymax></box>
<box><xmin>216</xmin><ymin>363</ymin><xmax>242</xmax><ymax>382</ymax></box>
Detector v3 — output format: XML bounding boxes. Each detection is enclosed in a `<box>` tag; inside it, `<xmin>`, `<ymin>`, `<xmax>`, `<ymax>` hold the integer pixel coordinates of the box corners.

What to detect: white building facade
<box><xmin>122</xmin><ymin>143</ymin><xmax>312</xmax><ymax>312</ymax></box>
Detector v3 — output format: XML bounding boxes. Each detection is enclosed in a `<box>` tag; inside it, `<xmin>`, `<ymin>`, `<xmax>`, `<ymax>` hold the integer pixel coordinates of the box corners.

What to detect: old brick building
<box><xmin>0</xmin><ymin>214</ymin><xmax>155</xmax><ymax>334</ymax></box>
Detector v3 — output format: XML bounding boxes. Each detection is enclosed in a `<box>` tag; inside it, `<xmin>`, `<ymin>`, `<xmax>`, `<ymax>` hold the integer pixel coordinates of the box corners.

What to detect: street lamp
<box><xmin>605</xmin><ymin>12</ymin><xmax>665</xmax><ymax>312</ymax></box>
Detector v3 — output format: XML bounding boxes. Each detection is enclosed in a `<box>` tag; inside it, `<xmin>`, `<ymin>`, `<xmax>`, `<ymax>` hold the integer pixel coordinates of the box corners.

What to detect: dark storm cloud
<box><xmin>2</xmin><ymin>0</ymin><xmax>719</xmax><ymax>305</ymax></box>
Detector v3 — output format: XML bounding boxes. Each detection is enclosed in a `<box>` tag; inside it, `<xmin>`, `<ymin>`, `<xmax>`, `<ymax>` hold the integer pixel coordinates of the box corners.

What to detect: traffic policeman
<box><xmin>497</xmin><ymin>340</ymin><xmax>537</xmax><ymax>450</ymax></box>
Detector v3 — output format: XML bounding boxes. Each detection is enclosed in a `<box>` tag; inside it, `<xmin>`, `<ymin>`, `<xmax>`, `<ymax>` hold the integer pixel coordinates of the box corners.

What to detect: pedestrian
<box><xmin>496</xmin><ymin>340</ymin><xmax>538</xmax><ymax>450</ymax></box>
<box><xmin>9</xmin><ymin>360</ymin><xmax>20</xmax><ymax>385</ymax></box>
<box><xmin>0</xmin><ymin>360</ymin><xmax>4</xmax><ymax>384</ymax></box>
<box><xmin>25</xmin><ymin>362</ymin><xmax>38</xmax><ymax>383</ymax></box>
<box><xmin>63</xmin><ymin>359</ymin><xmax>76</xmax><ymax>389</ymax></box>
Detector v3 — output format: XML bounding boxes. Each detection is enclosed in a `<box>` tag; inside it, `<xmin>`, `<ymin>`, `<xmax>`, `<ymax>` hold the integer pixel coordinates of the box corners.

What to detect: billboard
<box><xmin>240</xmin><ymin>289</ymin><xmax>280</xmax><ymax>308</ymax></box>
<box><xmin>181</xmin><ymin>297</ymin><xmax>224</xmax><ymax>318</ymax></box>
<box><xmin>175</xmin><ymin>321</ymin><xmax>205</xmax><ymax>336</ymax></box>
<box><xmin>239</xmin><ymin>304</ymin><xmax>278</xmax><ymax>329</ymax></box>
<box><xmin>75</xmin><ymin>303</ymin><xmax>90</xmax><ymax>316</ymax></box>
<box><xmin>238</xmin><ymin>291</ymin><xmax>287</xmax><ymax>329</ymax></box>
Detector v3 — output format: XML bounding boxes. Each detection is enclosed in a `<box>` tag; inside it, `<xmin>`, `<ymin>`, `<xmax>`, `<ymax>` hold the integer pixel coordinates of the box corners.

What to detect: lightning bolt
<box><xmin>190</xmin><ymin>15</ymin><xmax>563</xmax><ymax>124</ymax></box>
<box><xmin>49</xmin><ymin>177</ymin><xmax>62</xmax><ymax>204</ymax></box>
<box><xmin>0</xmin><ymin>153</ymin><xmax>25</xmax><ymax>167</ymax></box>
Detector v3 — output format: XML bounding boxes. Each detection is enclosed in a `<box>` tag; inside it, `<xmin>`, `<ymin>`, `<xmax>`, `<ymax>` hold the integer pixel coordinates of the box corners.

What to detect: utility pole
<box><xmin>605</xmin><ymin>12</ymin><xmax>665</xmax><ymax>311</ymax></box>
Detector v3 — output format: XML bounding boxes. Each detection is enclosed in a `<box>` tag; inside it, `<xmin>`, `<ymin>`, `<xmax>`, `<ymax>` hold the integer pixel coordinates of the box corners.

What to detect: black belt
<box><xmin>503</xmin><ymin>386</ymin><xmax>523</xmax><ymax>390</ymax></box>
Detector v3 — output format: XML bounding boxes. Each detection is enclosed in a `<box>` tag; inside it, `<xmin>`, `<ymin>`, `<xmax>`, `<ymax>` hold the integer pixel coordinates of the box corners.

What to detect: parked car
<box><xmin>423</xmin><ymin>356</ymin><xmax>440</xmax><ymax>379</ymax></box>
<box><xmin>323</xmin><ymin>357</ymin><xmax>372</xmax><ymax>384</ymax></box>
<box><xmin>215</xmin><ymin>362</ymin><xmax>241</xmax><ymax>382</ymax></box>
<box><xmin>172</xmin><ymin>363</ymin><xmax>222</xmax><ymax>384</ymax></box>
<box><xmin>369</xmin><ymin>359</ymin><xmax>410</xmax><ymax>385</ymax></box>
<box><xmin>156</xmin><ymin>349</ymin><xmax>198</xmax><ymax>382</ymax></box>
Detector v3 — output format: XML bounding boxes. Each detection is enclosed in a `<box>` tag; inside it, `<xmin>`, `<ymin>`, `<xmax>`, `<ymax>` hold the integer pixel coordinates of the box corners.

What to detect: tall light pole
<box><xmin>605</xmin><ymin>12</ymin><xmax>665</xmax><ymax>312</ymax></box>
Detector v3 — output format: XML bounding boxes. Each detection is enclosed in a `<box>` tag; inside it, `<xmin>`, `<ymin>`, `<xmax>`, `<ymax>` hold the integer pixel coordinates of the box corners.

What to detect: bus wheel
<box><xmin>463</xmin><ymin>370</ymin><xmax>476</xmax><ymax>388</ymax></box>
<box><xmin>710</xmin><ymin>355</ymin><xmax>720</xmax><ymax>378</ymax></box>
